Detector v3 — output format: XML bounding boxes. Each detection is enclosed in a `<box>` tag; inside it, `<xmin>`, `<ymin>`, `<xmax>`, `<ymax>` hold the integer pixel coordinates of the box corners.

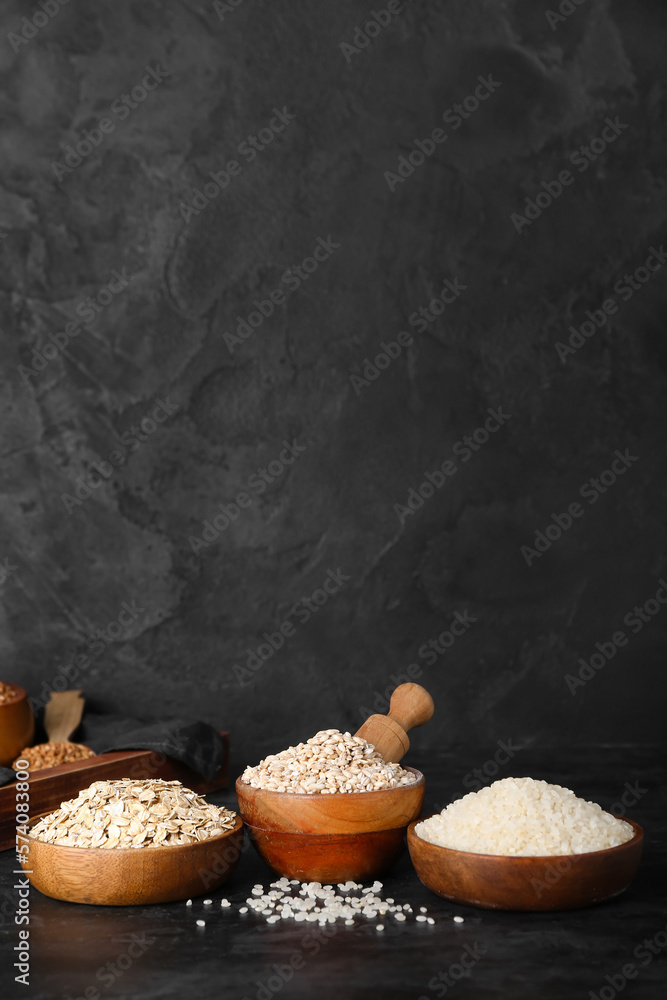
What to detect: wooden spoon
<box><xmin>44</xmin><ymin>690</ymin><xmax>85</xmax><ymax>743</ymax></box>
<box><xmin>354</xmin><ymin>682</ymin><xmax>434</xmax><ymax>762</ymax></box>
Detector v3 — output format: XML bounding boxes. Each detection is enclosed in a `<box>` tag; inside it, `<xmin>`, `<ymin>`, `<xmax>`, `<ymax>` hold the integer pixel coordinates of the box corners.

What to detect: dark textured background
<box><xmin>1</xmin><ymin>0</ymin><xmax>666</xmax><ymax>770</ymax></box>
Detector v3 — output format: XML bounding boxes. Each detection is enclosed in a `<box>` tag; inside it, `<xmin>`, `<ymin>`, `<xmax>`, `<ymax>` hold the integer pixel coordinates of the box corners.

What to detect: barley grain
<box><xmin>241</xmin><ymin>730</ymin><xmax>417</xmax><ymax>794</ymax></box>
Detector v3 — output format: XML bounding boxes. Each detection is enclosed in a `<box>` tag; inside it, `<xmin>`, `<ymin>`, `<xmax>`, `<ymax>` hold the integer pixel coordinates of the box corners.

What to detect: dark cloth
<box><xmin>0</xmin><ymin>715</ymin><xmax>224</xmax><ymax>786</ymax></box>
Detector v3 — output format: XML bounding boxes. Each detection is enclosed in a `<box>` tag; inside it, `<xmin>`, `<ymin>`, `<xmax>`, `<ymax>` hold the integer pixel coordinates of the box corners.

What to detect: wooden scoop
<box><xmin>354</xmin><ymin>682</ymin><xmax>434</xmax><ymax>763</ymax></box>
<box><xmin>44</xmin><ymin>690</ymin><xmax>85</xmax><ymax>743</ymax></box>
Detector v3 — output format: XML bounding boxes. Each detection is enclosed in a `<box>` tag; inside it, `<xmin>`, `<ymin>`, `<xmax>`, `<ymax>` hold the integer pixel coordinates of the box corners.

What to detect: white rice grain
<box><xmin>416</xmin><ymin>777</ymin><xmax>634</xmax><ymax>856</ymax></box>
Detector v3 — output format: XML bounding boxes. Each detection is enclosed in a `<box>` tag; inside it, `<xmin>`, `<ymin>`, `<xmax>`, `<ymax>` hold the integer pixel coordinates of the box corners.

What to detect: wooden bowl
<box><xmin>236</xmin><ymin>767</ymin><xmax>424</xmax><ymax>881</ymax></box>
<box><xmin>408</xmin><ymin>815</ymin><xmax>644</xmax><ymax>911</ymax></box>
<box><xmin>20</xmin><ymin>815</ymin><xmax>244</xmax><ymax>905</ymax></box>
<box><xmin>0</xmin><ymin>683</ymin><xmax>34</xmax><ymax>768</ymax></box>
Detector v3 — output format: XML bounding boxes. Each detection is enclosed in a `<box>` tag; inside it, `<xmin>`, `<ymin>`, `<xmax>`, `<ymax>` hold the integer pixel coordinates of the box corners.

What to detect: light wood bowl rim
<box><xmin>244</xmin><ymin>820</ymin><xmax>409</xmax><ymax>836</ymax></box>
<box><xmin>24</xmin><ymin>812</ymin><xmax>243</xmax><ymax>855</ymax></box>
<box><xmin>408</xmin><ymin>814</ymin><xmax>644</xmax><ymax>862</ymax></box>
<box><xmin>236</xmin><ymin>766</ymin><xmax>424</xmax><ymax>800</ymax></box>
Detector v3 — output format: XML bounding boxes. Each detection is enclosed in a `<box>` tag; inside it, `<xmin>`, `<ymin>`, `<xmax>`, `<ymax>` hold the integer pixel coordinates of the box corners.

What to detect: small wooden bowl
<box><xmin>0</xmin><ymin>683</ymin><xmax>35</xmax><ymax>768</ymax></box>
<box><xmin>408</xmin><ymin>815</ymin><xmax>644</xmax><ymax>911</ymax></box>
<box><xmin>236</xmin><ymin>768</ymin><xmax>424</xmax><ymax>882</ymax></box>
<box><xmin>20</xmin><ymin>815</ymin><xmax>244</xmax><ymax>905</ymax></box>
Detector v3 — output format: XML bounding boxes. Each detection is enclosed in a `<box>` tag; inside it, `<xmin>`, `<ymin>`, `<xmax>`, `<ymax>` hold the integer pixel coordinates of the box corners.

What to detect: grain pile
<box><xmin>241</xmin><ymin>729</ymin><xmax>418</xmax><ymax>793</ymax></box>
<box><xmin>0</xmin><ymin>681</ymin><xmax>20</xmax><ymax>704</ymax></box>
<box><xmin>13</xmin><ymin>742</ymin><xmax>95</xmax><ymax>770</ymax></box>
<box><xmin>191</xmin><ymin>878</ymin><xmax>440</xmax><ymax>929</ymax></box>
<box><xmin>239</xmin><ymin>878</ymin><xmax>432</xmax><ymax>927</ymax></box>
<box><xmin>416</xmin><ymin>776</ymin><xmax>635</xmax><ymax>856</ymax></box>
<box><xmin>30</xmin><ymin>778</ymin><xmax>237</xmax><ymax>849</ymax></box>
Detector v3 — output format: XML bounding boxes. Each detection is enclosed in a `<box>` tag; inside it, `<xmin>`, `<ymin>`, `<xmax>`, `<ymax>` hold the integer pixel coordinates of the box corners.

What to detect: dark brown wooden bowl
<box><xmin>20</xmin><ymin>815</ymin><xmax>244</xmax><ymax>905</ymax></box>
<box><xmin>408</xmin><ymin>815</ymin><xmax>644</xmax><ymax>911</ymax></box>
<box><xmin>0</xmin><ymin>683</ymin><xmax>34</xmax><ymax>767</ymax></box>
<box><xmin>244</xmin><ymin>825</ymin><xmax>408</xmax><ymax>882</ymax></box>
<box><xmin>236</xmin><ymin>767</ymin><xmax>424</xmax><ymax>881</ymax></box>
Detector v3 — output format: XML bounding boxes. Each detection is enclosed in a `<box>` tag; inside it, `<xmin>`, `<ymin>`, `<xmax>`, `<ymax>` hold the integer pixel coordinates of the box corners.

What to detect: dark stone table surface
<box><xmin>0</xmin><ymin>745</ymin><xmax>665</xmax><ymax>1000</ymax></box>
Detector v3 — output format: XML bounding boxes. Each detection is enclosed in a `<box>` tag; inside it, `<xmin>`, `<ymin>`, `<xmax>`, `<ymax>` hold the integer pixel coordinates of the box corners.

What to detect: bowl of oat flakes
<box><xmin>0</xmin><ymin>682</ymin><xmax>34</xmax><ymax>768</ymax></box>
<box><xmin>236</xmin><ymin>729</ymin><xmax>424</xmax><ymax>882</ymax></box>
<box><xmin>20</xmin><ymin>778</ymin><xmax>243</xmax><ymax>905</ymax></box>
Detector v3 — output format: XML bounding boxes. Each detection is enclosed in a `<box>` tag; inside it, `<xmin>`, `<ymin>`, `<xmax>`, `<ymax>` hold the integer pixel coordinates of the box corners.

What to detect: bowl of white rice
<box><xmin>408</xmin><ymin>777</ymin><xmax>643</xmax><ymax>911</ymax></box>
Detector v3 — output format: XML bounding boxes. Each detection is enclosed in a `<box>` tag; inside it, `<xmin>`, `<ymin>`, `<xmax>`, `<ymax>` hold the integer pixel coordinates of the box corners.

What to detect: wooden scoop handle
<box><xmin>387</xmin><ymin>682</ymin><xmax>435</xmax><ymax>732</ymax></box>
<box><xmin>354</xmin><ymin>683</ymin><xmax>434</xmax><ymax>763</ymax></box>
<box><xmin>44</xmin><ymin>690</ymin><xmax>85</xmax><ymax>743</ymax></box>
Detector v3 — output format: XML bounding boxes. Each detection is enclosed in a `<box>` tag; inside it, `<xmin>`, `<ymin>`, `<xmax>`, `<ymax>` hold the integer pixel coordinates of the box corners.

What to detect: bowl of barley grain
<box><xmin>21</xmin><ymin>778</ymin><xmax>244</xmax><ymax>905</ymax></box>
<box><xmin>236</xmin><ymin>729</ymin><xmax>424</xmax><ymax>881</ymax></box>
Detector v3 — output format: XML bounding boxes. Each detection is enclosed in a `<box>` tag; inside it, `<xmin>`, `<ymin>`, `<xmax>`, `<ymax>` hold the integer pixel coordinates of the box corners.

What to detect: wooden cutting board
<box><xmin>0</xmin><ymin>732</ymin><xmax>229</xmax><ymax>852</ymax></box>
